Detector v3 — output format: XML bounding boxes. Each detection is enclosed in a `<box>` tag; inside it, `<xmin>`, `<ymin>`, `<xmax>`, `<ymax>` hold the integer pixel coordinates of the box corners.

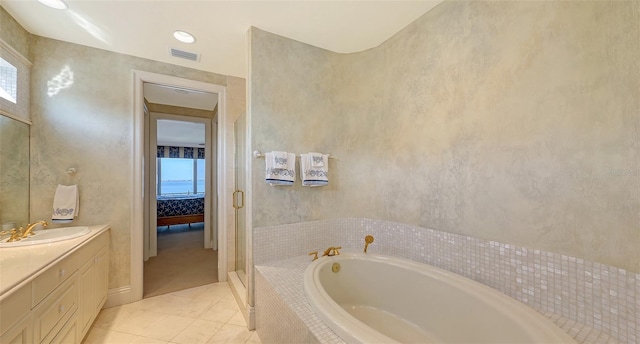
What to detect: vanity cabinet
<box><xmin>0</xmin><ymin>228</ymin><xmax>109</xmax><ymax>344</ymax></box>
<box><xmin>78</xmin><ymin>246</ymin><xmax>108</xmax><ymax>338</ymax></box>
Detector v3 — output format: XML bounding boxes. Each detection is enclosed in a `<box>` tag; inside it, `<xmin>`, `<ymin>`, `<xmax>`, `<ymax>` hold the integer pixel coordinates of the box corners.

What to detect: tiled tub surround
<box><xmin>254</xmin><ymin>218</ymin><xmax>639</xmax><ymax>344</ymax></box>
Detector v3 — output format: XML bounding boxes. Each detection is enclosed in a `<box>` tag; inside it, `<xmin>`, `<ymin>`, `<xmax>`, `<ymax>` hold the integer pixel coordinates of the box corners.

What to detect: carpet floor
<box><xmin>143</xmin><ymin>223</ymin><xmax>218</xmax><ymax>298</ymax></box>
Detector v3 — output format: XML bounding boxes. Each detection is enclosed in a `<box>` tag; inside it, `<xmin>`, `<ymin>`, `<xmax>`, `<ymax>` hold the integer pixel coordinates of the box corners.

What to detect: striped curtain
<box><xmin>157</xmin><ymin>146</ymin><xmax>205</xmax><ymax>159</ymax></box>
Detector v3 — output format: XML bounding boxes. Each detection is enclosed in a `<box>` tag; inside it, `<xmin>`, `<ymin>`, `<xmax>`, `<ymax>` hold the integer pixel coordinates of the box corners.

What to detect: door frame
<box><xmin>132</xmin><ymin>70</ymin><xmax>229</xmax><ymax>302</ymax></box>
<box><xmin>149</xmin><ymin>113</ymin><xmax>214</xmax><ymax>257</ymax></box>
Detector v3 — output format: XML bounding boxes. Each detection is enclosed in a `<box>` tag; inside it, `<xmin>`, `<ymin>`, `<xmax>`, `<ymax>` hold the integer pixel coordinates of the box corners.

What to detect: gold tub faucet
<box><xmin>22</xmin><ymin>220</ymin><xmax>48</xmax><ymax>238</ymax></box>
<box><xmin>322</xmin><ymin>246</ymin><xmax>342</xmax><ymax>257</ymax></box>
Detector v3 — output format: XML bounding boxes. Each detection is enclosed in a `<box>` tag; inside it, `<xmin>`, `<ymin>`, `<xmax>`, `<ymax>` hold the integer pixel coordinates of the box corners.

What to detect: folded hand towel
<box><xmin>272</xmin><ymin>151</ymin><xmax>289</xmax><ymax>169</ymax></box>
<box><xmin>52</xmin><ymin>184</ymin><xmax>79</xmax><ymax>222</ymax></box>
<box><xmin>265</xmin><ymin>152</ymin><xmax>296</xmax><ymax>186</ymax></box>
<box><xmin>310</xmin><ymin>152</ymin><xmax>324</xmax><ymax>167</ymax></box>
<box><xmin>300</xmin><ymin>153</ymin><xmax>329</xmax><ymax>187</ymax></box>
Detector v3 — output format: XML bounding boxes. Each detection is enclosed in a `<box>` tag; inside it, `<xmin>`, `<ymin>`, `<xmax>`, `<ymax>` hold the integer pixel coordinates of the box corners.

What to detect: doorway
<box><xmin>131</xmin><ymin>70</ymin><xmax>231</xmax><ymax>304</ymax></box>
<box><xmin>144</xmin><ymin>109</ymin><xmax>216</xmax><ymax>297</ymax></box>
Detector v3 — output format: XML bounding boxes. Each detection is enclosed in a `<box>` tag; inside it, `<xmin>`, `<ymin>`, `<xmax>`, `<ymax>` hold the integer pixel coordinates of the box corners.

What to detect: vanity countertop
<box><xmin>0</xmin><ymin>224</ymin><xmax>110</xmax><ymax>300</ymax></box>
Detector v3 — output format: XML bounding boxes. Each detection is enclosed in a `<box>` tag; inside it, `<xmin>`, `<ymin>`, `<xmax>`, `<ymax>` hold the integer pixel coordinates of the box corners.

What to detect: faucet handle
<box><xmin>308</xmin><ymin>251</ymin><xmax>319</xmax><ymax>261</ymax></box>
<box><xmin>7</xmin><ymin>228</ymin><xmax>22</xmax><ymax>242</ymax></box>
<box><xmin>334</xmin><ymin>246</ymin><xmax>342</xmax><ymax>255</ymax></box>
<box><xmin>364</xmin><ymin>235</ymin><xmax>374</xmax><ymax>253</ymax></box>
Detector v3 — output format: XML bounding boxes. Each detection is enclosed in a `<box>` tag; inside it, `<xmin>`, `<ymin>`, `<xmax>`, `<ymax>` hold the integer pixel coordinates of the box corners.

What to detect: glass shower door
<box><xmin>233</xmin><ymin>112</ymin><xmax>247</xmax><ymax>287</ymax></box>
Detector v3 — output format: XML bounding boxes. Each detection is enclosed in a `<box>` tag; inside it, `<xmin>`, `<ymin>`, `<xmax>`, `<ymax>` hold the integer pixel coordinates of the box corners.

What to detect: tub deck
<box><xmin>255</xmin><ymin>254</ymin><xmax>620</xmax><ymax>344</ymax></box>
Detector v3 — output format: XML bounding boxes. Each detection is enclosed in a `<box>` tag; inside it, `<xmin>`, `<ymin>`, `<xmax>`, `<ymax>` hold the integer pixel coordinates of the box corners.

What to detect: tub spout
<box><xmin>322</xmin><ymin>246</ymin><xmax>342</xmax><ymax>257</ymax></box>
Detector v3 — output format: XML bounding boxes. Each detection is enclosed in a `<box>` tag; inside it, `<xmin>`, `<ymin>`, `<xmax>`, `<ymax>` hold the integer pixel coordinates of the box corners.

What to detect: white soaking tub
<box><xmin>304</xmin><ymin>253</ymin><xmax>576</xmax><ymax>344</ymax></box>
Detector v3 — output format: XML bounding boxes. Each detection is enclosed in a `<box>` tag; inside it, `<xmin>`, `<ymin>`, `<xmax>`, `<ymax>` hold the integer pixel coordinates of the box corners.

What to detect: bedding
<box><xmin>156</xmin><ymin>194</ymin><xmax>205</xmax><ymax>227</ymax></box>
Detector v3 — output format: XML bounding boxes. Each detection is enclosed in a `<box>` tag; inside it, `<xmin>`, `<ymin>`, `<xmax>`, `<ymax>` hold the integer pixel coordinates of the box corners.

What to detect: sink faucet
<box><xmin>22</xmin><ymin>220</ymin><xmax>48</xmax><ymax>238</ymax></box>
<box><xmin>322</xmin><ymin>246</ymin><xmax>342</xmax><ymax>257</ymax></box>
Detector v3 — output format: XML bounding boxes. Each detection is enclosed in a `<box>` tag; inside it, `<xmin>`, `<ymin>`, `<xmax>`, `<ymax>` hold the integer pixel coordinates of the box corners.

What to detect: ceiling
<box><xmin>157</xmin><ymin>119</ymin><xmax>205</xmax><ymax>148</ymax></box>
<box><xmin>144</xmin><ymin>83</ymin><xmax>218</xmax><ymax>111</ymax></box>
<box><xmin>0</xmin><ymin>0</ymin><xmax>443</xmax><ymax>78</ymax></box>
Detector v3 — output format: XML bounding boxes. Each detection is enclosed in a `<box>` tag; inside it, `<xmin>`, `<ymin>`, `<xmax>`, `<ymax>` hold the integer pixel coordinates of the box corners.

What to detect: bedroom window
<box><xmin>157</xmin><ymin>157</ymin><xmax>205</xmax><ymax>196</ymax></box>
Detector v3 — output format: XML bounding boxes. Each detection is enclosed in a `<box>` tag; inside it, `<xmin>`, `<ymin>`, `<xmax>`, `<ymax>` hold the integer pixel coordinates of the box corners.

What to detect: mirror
<box><xmin>0</xmin><ymin>114</ymin><xmax>29</xmax><ymax>228</ymax></box>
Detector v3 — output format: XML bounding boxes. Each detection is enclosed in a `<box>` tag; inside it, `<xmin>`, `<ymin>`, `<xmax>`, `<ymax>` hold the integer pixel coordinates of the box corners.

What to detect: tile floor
<box><xmin>83</xmin><ymin>282</ymin><xmax>260</xmax><ymax>344</ymax></box>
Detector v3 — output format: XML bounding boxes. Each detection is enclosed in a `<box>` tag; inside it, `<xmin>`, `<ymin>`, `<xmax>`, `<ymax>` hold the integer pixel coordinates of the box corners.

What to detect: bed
<box><xmin>156</xmin><ymin>194</ymin><xmax>205</xmax><ymax>227</ymax></box>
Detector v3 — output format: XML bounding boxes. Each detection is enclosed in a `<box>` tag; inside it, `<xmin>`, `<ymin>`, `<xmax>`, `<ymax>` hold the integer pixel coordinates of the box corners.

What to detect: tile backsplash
<box><xmin>254</xmin><ymin>218</ymin><xmax>639</xmax><ymax>344</ymax></box>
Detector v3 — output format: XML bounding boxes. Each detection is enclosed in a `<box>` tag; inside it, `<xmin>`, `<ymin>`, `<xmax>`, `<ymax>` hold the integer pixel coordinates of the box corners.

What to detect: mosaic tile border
<box><xmin>254</xmin><ymin>218</ymin><xmax>639</xmax><ymax>344</ymax></box>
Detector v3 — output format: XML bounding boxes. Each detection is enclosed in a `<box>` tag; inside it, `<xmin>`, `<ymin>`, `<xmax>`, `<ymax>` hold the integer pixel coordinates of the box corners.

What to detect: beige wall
<box><xmin>0</xmin><ymin>6</ymin><xmax>31</xmax><ymax>59</ymax></box>
<box><xmin>250</xmin><ymin>1</ymin><xmax>639</xmax><ymax>272</ymax></box>
<box><xmin>28</xmin><ymin>35</ymin><xmax>241</xmax><ymax>289</ymax></box>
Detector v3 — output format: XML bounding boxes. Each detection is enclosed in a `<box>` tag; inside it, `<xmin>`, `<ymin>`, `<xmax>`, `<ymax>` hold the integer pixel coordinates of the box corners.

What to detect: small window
<box><xmin>0</xmin><ymin>57</ymin><xmax>18</xmax><ymax>104</ymax></box>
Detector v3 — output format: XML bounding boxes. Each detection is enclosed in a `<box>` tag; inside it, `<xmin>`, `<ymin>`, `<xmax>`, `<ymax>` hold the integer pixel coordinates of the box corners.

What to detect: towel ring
<box><xmin>253</xmin><ymin>150</ymin><xmax>335</xmax><ymax>159</ymax></box>
<box><xmin>66</xmin><ymin>168</ymin><xmax>77</xmax><ymax>175</ymax></box>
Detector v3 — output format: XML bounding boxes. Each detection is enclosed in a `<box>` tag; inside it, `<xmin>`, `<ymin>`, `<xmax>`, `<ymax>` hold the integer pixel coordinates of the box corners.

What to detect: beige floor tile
<box><xmin>170</xmin><ymin>319</ymin><xmax>225</xmax><ymax>344</ymax></box>
<box><xmin>194</xmin><ymin>290</ymin><xmax>228</xmax><ymax>306</ymax></box>
<box><xmin>199</xmin><ymin>301</ymin><xmax>240</xmax><ymax>323</ymax></box>
<box><xmin>245</xmin><ymin>332</ymin><xmax>262</xmax><ymax>344</ymax></box>
<box><xmin>169</xmin><ymin>283</ymin><xmax>212</xmax><ymax>299</ymax></box>
<box><xmin>128</xmin><ymin>294</ymin><xmax>188</xmax><ymax>313</ymax></box>
<box><xmin>226</xmin><ymin>312</ymin><xmax>247</xmax><ymax>327</ymax></box>
<box><xmin>82</xmin><ymin>327</ymin><xmax>140</xmax><ymax>344</ymax></box>
<box><xmin>111</xmin><ymin>310</ymin><xmax>169</xmax><ymax>336</ymax></box>
<box><xmin>92</xmin><ymin>306</ymin><xmax>147</xmax><ymax>330</ymax></box>
<box><xmin>86</xmin><ymin>283</ymin><xmax>261</xmax><ymax>344</ymax></box>
<box><xmin>172</xmin><ymin>297</ymin><xmax>214</xmax><ymax>319</ymax></box>
<box><xmin>206</xmin><ymin>324</ymin><xmax>252</xmax><ymax>344</ymax></box>
<box><xmin>219</xmin><ymin>293</ymin><xmax>238</xmax><ymax>305</ymax></box>
<box><xmin>129</xmin><ymin>335</ymin><xmax>171</xmax><ymax>344</ymax></box>
<box><xmin>140</xmin><ymin>315</ymin><xmax>195</xmax><ymax>341</ymax></box>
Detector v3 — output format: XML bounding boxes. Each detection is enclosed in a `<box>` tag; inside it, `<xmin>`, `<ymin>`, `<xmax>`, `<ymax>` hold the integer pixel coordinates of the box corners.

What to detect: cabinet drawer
<box><xmin>75</xmin><ymin>232</ymin><xmax>108</xmax><ymax>263</ymax></box>
<box><xmin>32</xmin><ymin>275</ymin><xmax>77</xmax><ymax>344</ymax></box>
<box><xmin>50</xmin><ymin>315</ymin><xmax>77</xmax><ymax>344</ymax></box>
<box><xmin>32</xmin><ymin>256</ymin><xmax>78</xmax><ymax>307</ymax></box>
<box><xmin>0</xmin><ymin>283</ymin><xmax>31</xmax><ymax>335</ymax></box>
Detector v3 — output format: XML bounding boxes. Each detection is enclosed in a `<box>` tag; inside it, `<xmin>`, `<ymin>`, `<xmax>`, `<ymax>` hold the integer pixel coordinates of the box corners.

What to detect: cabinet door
<box><xmin>78</xmin><ymin>259</ymin><xmax>95</xmax><ymax>337</ymax></box>
<box><xmin>94</xmin><ymin>248</ymin><xmax>109</xmax><ymax>311</ymax></box>
<box><xmin>0</xmin><ymin>313</ymin><xmax>32</xmax><ymax>344</ymax></box>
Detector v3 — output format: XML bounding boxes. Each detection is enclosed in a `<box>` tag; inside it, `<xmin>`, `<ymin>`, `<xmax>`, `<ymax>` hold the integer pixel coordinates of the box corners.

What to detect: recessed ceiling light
<box><xmin>173</xmin><ymin>30</ymin><xmax>196</xmax><ymax>44</ymax></box>
<box><xmin>37</xmin><ymin>0</ymin><xmax>68</xmax><ymax>10</ymax></box>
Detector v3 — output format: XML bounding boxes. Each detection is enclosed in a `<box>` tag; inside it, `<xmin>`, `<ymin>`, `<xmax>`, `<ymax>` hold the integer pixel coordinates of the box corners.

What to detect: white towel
<box><xmin>265</xmin><ymin>152</ymin><xmax>296</xmax><ymax>186</ymax></box>
<box><xmin>52</xmin><ymin>184</ymin><xmax>79</xmax><ymax>222</ymax></box>
<box><xmin>272</xmin><ymin>151</ymin><xmax>289</xmax><ymax>168</ymax></box>
<box><xmin>310</xmin><ymin>152</ymin><xmax>324</xmax><ymax>167</ymax></box>
<box><xmin>300</xmin><ymin>153</ymin><xmax>329</xmax><ymax>187</ymax></box>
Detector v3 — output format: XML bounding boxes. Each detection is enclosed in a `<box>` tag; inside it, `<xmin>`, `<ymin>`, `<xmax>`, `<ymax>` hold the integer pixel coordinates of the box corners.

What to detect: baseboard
<box><xmin>248</xmin><ymin>305</ymin><xmax>256</xmax><ymax>330</ymax></box>
<box><xmin>228</xmin><ymin>272</ymin><xmax>249</xmax><ymax>326</ymax></box>
<box><xmin>103</xmin><ymin>286</ymin><xmax>131</xmax><ymax>309</ymax></box>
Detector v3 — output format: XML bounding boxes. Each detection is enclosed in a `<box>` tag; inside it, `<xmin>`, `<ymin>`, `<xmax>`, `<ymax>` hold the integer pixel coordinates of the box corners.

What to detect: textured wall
<box><xmin>249</xmin><ymin>1</ymin><xmax>640</xmax><ymax>272</ymax></box>
<box><xmin>250</xmin><ymin>28</ymin><xmax>343</xmax><ymax>226</ymax></box>
<box><xmin>0</xmin><ymin>6</ymin><xmax>31</xmax><ymax>60</ymax></box>
<box><xmin>28</xmin><ymin>36</ymin><xmax>231</xmax><ymax>288</ymax></box>
<box><xmin>0</xmin><ymin>115</ymin><xmax>29</xmax><ymax>226</ymax></box>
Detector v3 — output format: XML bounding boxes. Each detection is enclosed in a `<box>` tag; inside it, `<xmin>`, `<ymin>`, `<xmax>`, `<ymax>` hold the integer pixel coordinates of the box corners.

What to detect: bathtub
<box><xmin>304</xmin><ymin>253</ymin><xmax>576</xmax><ymax>344</ymax></box>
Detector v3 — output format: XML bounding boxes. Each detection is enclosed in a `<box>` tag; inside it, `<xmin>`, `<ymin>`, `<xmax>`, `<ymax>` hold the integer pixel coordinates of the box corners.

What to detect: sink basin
<box><xmin>0</xmin><ymin>226</ymin><xmax>90</xmax><ymax>247</ymax></box>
